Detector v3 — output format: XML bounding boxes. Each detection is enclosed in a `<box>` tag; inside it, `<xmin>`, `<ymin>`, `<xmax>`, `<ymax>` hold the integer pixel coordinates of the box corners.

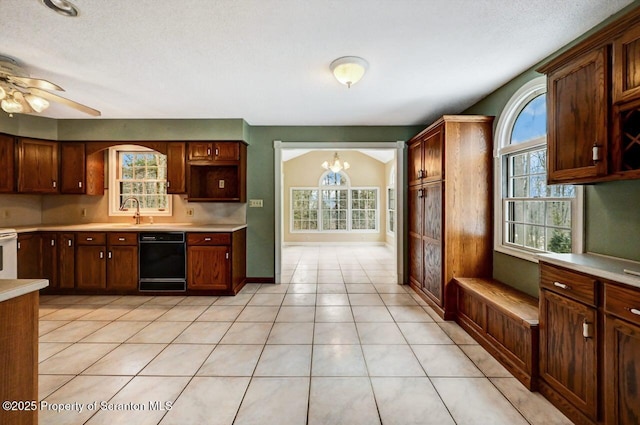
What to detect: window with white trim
<box><xmin>108</xmin><ymin>146</ymin><xmax>172</xmax><ymax>216</ymax></box>
<box><xmin>495</xmin><ymin>77</ymin><xmax>582</xmax><ymax>260</ymax></box>
<box><xmin>291</xmin><ymin>170</ymin><xmax>378</xmax><ymax>232</ymax></box>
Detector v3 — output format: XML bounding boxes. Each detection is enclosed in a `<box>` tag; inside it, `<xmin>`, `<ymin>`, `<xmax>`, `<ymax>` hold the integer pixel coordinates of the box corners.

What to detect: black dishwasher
<box><xmin>138</xmin><ymin>232</ymin><xmax>186</xmax><ymax>291</ymax></box>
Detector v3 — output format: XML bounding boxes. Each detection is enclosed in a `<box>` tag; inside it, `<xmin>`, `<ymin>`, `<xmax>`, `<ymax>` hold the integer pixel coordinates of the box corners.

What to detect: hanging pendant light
<box><xmin>322</xmin><ymin>152</ymin><xmax>350</xmax><ymax>172</ymax></box>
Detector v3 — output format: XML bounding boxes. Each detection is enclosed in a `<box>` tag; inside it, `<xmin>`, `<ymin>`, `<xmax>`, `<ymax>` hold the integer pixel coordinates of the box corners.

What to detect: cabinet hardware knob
<box><xmin>118</xmin><ymin>237</ymin><xmax>125</xmax><ymax>241</ymax></box>
<box><xmin>553</xmin><ymin>281</ymin><xmax>570</xmax><ymax>290</ymax></box>
<box><xmin>78</xmin><ymin>181</ymin><xmax>82</xmax><ymax>188</ymax></box>
<box><xmin>51</xmin><ymin>239</ymin><xmax>55</xmax><ymax>246</ymax></box>
<box><xmin>108</xmin><ymin>251</ymin><xmax>112</xmax><ymax>259</ymax></box>
<box><xmin>167</xmin><ymin>181</ymin><xmax>171</xmax><ymax>188</ymax></box>
<box><xmin>17</xmin><ymin>242</ymin><xmax>20</xmax><ymax>249</ymax></box>
<box><xmin>52</xmin><ymin>181</ymin><xmax>57</xmax><ymax>188</ymax></box>
<box><xmin>207</xmin><ymin>148</ymin><xmax>211</xmax><ymax>156</ymax></box>
<box><xmin>417</xmin><ymin>169</ymin><xmax>423</xmax><ymax>179</ymax></box>
<box><xmin>582</xmin><ymin>320</ymin><xmax>593</xmax><ymax>338</ymax></box>
<box><xmin>68</xmin><ymin>240</ymin><xmax>72</xmax><ymax>247</ymax></box>
<box><xmin>225</xmin><ymin>252</ymin><xmax>229</xmax><ymax>260</ymax></box>
<box><xmin>86</xmin><ymin>237</ymin><xmax>93</xmax><ymax>241</ymax></box>
<box><xmin>630</xmin><ymin>308</ymin><xmax>640</xmax><ymax>316</ymax></box>
<box><xmin>204</xmin><ymin>237</ymin><xmax>212</xmax><ymax>241</ymax></box>
<box><xmin>215</xmin><ymin>148</ymin><xmax>219</xmax><ymax>156</ymax></box>
<box><xmin>99</xmin><ymin>251</ymin><xmax>104</xmax><ymax>259</ymax></box>
<box><xmin>592</xmin><ymin>143</ymin><xmax>601</xmax><ymax>163</ymax></box>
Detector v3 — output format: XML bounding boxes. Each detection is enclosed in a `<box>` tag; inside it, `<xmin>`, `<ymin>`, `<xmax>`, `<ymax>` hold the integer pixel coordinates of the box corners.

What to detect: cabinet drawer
<box><xmin>540</xmin><ymin>263</ymin><xmax>597</xmax><ymax>306</ymax></box>
<box><xmin>76</xmin><ymin>232</ymin><xmax>106</xmax><ymax>245</ymax></box>
<box><xmin>108</xmin><ymin>232</ymin><xmax>138</xmax><ymax>246</ymax></box>
<box><xmin>604</xmin><ymin>282</ymin><xmax>640</xmax><ymax>326</ymax></box>
<box><xmin>187</xmin><ymin>233</ymin><xmax>230</xmax><ymax>245</ymax></box>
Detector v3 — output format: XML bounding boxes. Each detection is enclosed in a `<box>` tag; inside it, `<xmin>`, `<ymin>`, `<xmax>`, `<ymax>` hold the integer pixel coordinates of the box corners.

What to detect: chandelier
<box><xmin>322</xmin><ymin>152</ymin><xmax>350</xmax><ymax>172</ymax></box>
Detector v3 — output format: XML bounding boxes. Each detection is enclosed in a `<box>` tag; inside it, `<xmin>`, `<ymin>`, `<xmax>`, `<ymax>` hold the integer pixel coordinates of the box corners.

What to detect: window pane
<box><xmin>546</xmin><ymin>201</ymin><xmax>571</xmax><ymax>228</ymax></box>
<box><xmin>524</xmin><ymin>225</ymin><xmax>545</xmax><ymax>250</ymax></box>
<box><xmin>510</xmin><ymin>154</ymin><xmax>528</xmax><ymax>176</ymax></box>
<box><xmin>511</xmin><ymin>94</ymin><xmax>546</xmax><ymax>144</ymax></box>
<box><xmin>547</xmin><ymin>228</ymin><xmax>572</xmax><ymax>253</ymax></box>
<box><xmin>524</xmin><ymin>201</ymin><xmax>545</xmax><ymax>225</ymax></box>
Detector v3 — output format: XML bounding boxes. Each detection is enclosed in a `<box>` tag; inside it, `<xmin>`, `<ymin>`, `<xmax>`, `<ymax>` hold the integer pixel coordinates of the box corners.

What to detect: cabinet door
<box><xmin>540</xmin><ymin>289</ymin><xmax>598</xmax><ymax>421</ymax></box>
<box><xmin>17</xmin><ymin>234</ymin><xmax>41</xmax><ymax>279</ymax></box>
<box><xmin>407</xmin><ymin>140</ymin><xmax>423</xmax><ymax>186</ymax></box>
<box><xmin>41</xmin><ymin>233</ymin><xmax>58</xmax><ymax>288</ymax></box>
<box><xmin>547</xmin><ymin>47</ymin><xmax>608</xmax><ymax>183</ymax></box>
<box><xmin>423</xmin><ymin>127</ymin><xmax>443</xmax><ymax>181</ymax></box>
<box><xmin>213</xmin><ymin>142</ymin><xmax>240</xmax><ymax>161</ymax></box>
<box><xmin>58</xmin><ymin>233</ymin><xmax>75</xmax><ymax>289</ymax></box>
<box><xmin>166</xmin><ymin>142</ymin><xmax>186</xmax><ymax>194</ymax></box>
<box><xmin>187</xmin><ymin>245</ymin><xmax>230</xmax><ymax>291</ymax></box>
<box><xmin>59</xmin><ymin>143</ymin><xmax>85</xmax><ymax>194</ymax></box>
<box><xmin>188</xmin><ymin>142</ymin><xmax>213</xmax><ymax>161</ymax></box>
<box><xmin>17</xmin><ymin>138</ymin><xmax>59</xmax><ymax>193</ymax></box>
<box><xmin>604</xmin><ymin>315</ymin><xmax>640</xmax><ymax>425</ymax></box>
<box><xmin>422</xmin><ymin>182</ymin><xmax>443</xmax><ymax>305</ymax></box>
<box><xmin>0</xmin><ymin>133</ymin><xmax>14</xmax><ymax>193</ymax></box>
<box><xmin>107</xmin><ymin>245</ymin><xmax>138</xmax><ymax>291</ymax></box>
<box><xmin>614</xmin><ymin>25</ymin><xmax>640</xmax><ymax>103</ymax></box>
<box><xmin>75</xmin><ymin>246</ymin><xmax>106</xmax><ymax>289</ymax></box>
<box><xmin>408</xmin><ymin>186</ymin><xmax>423</xmax><ymax>288</ymax></box>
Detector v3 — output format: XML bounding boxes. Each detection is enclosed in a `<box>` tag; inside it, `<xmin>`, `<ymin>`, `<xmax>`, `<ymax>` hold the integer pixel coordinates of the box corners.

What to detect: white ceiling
<box><xmin>0</xmin><ymin>0</ymin><xmax>634</xmax><ymax>125</ymax></box>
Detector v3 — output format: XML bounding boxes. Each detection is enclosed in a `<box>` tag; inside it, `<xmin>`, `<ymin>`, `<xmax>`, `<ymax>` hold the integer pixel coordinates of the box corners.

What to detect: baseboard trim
<box><xmin>246</xmin><ymin>277</ymin><xmax>275</xmax><ymax>284</ymax></box>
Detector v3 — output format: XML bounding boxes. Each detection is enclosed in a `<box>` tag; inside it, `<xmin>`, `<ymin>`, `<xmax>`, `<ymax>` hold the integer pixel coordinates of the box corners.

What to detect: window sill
<box><xmin>494</xmin><ymin>245</ymin><xmax>541</xmax><ymax>263</ymax></box>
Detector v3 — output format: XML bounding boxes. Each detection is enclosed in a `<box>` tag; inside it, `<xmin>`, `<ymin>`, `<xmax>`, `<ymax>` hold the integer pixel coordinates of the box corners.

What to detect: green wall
<box><xmin>464</xmin><ymin>1</ymin><xmax>640</xmax><ymax>297</ymax></box>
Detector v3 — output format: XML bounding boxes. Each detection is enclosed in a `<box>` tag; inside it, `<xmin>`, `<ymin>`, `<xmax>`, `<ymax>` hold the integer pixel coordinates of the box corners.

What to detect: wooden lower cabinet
<box><xmin>17</xmin><ymin>234</ymin><xmax>41</xmax><ymax>279</ymax></box>
<box><xmin>539</xmin><ymin>288</ymin><xmax>598</xmax><ymax>422</ymax></box>
<box><xmin>58</xmin><ymin>233</ymin><xmax>75</xmax><ymax>289</ymax></box>
<box><xmin>187</xmin><ymin>229</ymin><xmax>246</xmax><ymax>294</ymax></box>
<box><xmin>75</xmin><ymin>245</ymin><xmax>107</xmax><ymax>289</ymax></box>
<box><xmin>603</xmin><ymin>282</ymin><xmax>640</xmax><ymax>425</ymax></box>
<box><xmin>41</xmin><ymin>233</ymin><xmax>58</xmax><ymax>289</ymax></box>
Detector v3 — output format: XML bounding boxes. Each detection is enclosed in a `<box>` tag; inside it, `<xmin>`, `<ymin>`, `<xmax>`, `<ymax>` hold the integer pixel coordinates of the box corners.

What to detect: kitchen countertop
<box><xmin>13</xmin><ymin>223</ymin><xmax>247</xmax><ymax>233</ymax></box>
<box><xmin>538</xmin><ymin>253</ymin><xmax>640</xmax><ymax>289</ymax></box>
<box><xmin>0</xmin><ymin>279</ymin><xmax>49</xmax><ymax>303</ymax></box>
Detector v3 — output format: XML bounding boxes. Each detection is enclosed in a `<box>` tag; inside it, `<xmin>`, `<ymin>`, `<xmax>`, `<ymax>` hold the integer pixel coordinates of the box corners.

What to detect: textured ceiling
<box><xmin>0</xmin><ymin>0</ymin><xmax>635</xmax><ymax>125</ymax></box>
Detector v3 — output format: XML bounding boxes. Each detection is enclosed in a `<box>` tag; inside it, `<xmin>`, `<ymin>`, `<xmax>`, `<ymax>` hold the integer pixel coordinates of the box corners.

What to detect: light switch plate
<box><xmin>218</xmin><ymin>180</ymin><xmax>225</xmax><ymax>189</ymax></box>
<box><xmin>249</xmin><ymin>199</ymin><xmax>263</xmax><ymax>208</ymax></box>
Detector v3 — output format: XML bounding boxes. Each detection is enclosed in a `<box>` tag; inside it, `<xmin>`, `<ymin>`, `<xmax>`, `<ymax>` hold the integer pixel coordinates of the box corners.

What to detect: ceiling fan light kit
<box><xmin>41</xmin><ymin>0</ymin><xmax>79</xmax><ymax>17</ymax></box>
<box><xmin>330</xmin><ymin>56</ymin><xmax>369</xmax><ymax>88</ymax></box>
<box><xmin>0</xmin><ymin>55</ymin><xmax>100</xmax><ymax>117</ymax></box>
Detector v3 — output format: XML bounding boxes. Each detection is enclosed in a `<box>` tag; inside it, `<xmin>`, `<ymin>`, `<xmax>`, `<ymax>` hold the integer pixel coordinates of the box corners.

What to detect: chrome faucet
<box><xmin>119</xmin><ymin>196</ymin><xmax>141</xmax><ymax>224</ymax></box>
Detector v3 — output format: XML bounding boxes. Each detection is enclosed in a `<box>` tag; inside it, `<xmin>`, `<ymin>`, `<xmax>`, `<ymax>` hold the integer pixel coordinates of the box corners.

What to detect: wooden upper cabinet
<box><xmin>17</xmin><ymin>138</ymin><xmax>59</xmax><ymax>193</ymax></box>
<box><xmin>0</xmin><ymin>133</ymin><xmax>15</xmax><ymax>193</ymax></box>
<box><xmin>187</xmin><ymin>142</ymin><xmax>240</xmax><ymax>162</ymax></box>
<box><xmin>423</xmin><ymin>127</ymin><xmax>443</xmax><ymax>181</ymax></box>
<box><xmin>546</xmin><ymin>47</ymin><xmax>609</xmax><ymax>183</ymax></box>
<box><xmin>614</xmin><ymin>24</ymin><xmax>640</xmax><ymax>104</ymax></box>
<box><xmin>60</xmin><ymin>142</ymin><xmax>86</xmax><ymax>194</ymax></box>
<box><xmin>166</xmin><ymin>142</ymin><xmax>186</xmax><ymax>194</ymax></box>
<box><xmin>407</xmin><ymin>140</ymin><xmax>423</xmax><ymax>186</ymax></box>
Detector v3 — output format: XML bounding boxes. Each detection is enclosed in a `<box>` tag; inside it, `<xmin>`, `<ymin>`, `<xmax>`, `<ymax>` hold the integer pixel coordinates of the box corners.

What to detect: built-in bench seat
<box><xmin>453</xmin><ymin>277</ymin><xmax>539</xmax><ymax>390</ymax></box>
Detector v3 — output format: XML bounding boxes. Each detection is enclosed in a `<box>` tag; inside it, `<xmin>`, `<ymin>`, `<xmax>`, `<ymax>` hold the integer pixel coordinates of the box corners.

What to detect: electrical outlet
<box><xmin>218</xmin><ymin>179</ymin><xmax>225</xmax><ymax>189</ymax></box>
<box><xmin>249</xmin><ymin>199</ymin><xmax>264</xmax><ymax>208</ymax></box>
<box><xmin>186</xmin><ymin>208</ymin><xmax>194</xmax><ymax>217</ymax></box>
<box><xmin>81</xmin><ymin>208</ymin><xmax>87</xmax><ymax>217</ymax></box>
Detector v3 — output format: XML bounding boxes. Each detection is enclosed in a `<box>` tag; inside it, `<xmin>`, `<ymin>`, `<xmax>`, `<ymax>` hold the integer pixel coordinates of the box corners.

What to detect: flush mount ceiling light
<box><xmin>330</xmin><ymin>56</ymin><xmax>368</xmax><ymax>88</ymax></box>
<box><xmin>322</xmin><ymin>152</ymin><xmax>350</xmax><ymax>173</ymax></box>
<box><xmin>41</xmin><ymin>0</ymin><xmax>79</xmax><ymax>17</ymax></box>
<box><xmin>0</xmin><ymin>55</ymin><xmax>100</xmax><ymax>117</ymax></box>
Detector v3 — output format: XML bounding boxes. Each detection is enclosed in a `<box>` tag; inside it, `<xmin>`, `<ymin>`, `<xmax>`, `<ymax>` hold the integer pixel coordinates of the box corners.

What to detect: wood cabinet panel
<box><xmin>187</xmin><ymin>245</ymin><xmax>229</xmax><ymax>290</ymax></box>
<box><xmin>540</xmin><ymin>263</ymin><xmax>597</xmax><ymax>306</ymax></box>
<box><xmin>187</xmin><ymin>142</ymin><xmax>212</xmax><ymax>161</ymax></box>
<box><xmin>58</xmin><ymin>233</ymin><xmax>75</xmax><ymax>289</ymax></box>
<box><xmin>186</xmin><ymin>141</ymin><xmax>247</xmax><ymax>202</ymax></box>
<box><xmin>76</xmin><ymin>232</ymin><xmax>107</xmax><ymax>245</ymax></box>
<box><xmin>187</xmin><ymin>233</ymin><xmax>231</xmax><ymax>245</ymax></box>
<box><xmin>59</xmin><ymin>142</ymin><xmax>86</xmax><ymax>194</ymax></box>
<box><xmin>423</xmin><ymin>128</ymin><xmax>443</xmax><ymax>181</ymax></box>
<box><xmin>546</xmin><ymin>47</ymin><xmax>608</xmax><ymax>183</ymax></box>
<box><xmin>0</xmin><ymin>133</ymin><xmax>15</xmax><ymax>193</ymax></box>
<box><xmin>604</xmin><ymin>315</ymin><xmax>640</xmax><ymax>425</ymax></box>
<box><xmin>407</xmin><ymin>140</ymin><xmax>423</xmax><ymax>186</ymax></box>
<box><xmin>17</xmin><ymin>234</ymin><xmax>41</xmax><ymax>279</ymax></box>
<box><xmin>540</xmin><ymin>288</ymin><xmax>598</xmax><ymax>421</ymax></box>
<box><xmin>75</xmin><ymin>246</ymin><xmax>106</xmax><ymax>289</ymax></box>
<box><xmin>213</xmin><ymin>142</ymin><xmax>240</xmax><ymax>161</ymax></box>
<box><xmin>107</xmin><ymin>245</ymin><xmax>138</xmax><ymax>291</ymax></box>
<box><xmin>614</xmin><ymin>24</ymin><xmax>640</xmax><ymax>103</ymax></box>
<box><xmin>17</xmin><ymin>138</ymin><xmax>59</xmax><ymax>193</ymax></box>
<box><xmin>108</xmin><ymin>232</ymin><xmax>137</xmax><ymax>246</ymax></box>
<box><xmin>166</xmin><ymin>142</ymin><xmax>186</xmax><ymax>194</ymax></box>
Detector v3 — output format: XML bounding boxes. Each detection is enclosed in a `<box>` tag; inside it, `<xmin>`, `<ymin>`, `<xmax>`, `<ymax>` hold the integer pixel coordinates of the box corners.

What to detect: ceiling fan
<box><xmin>0</xmin><ymin>55</ymin><xmax>100</xmax><ymax>117</ymax></box>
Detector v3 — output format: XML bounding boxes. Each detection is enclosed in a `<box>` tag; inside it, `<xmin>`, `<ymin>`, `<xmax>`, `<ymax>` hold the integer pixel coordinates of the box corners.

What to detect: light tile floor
<box><xmin>37</xmin><ymin>245</ymin><xmax>573</xmax><ymax>424</ymax></box>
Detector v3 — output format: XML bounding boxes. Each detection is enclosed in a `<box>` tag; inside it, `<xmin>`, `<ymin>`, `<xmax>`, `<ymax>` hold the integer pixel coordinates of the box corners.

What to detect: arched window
<box><xmin>290</xmin><ymin>170</ymin><xmax>379</xmax><ymax>233</ymax></box>
<box><xmin>494</xmin><ymin>77</ymin><xmax>582</xmax><ymax>260</ymax></box>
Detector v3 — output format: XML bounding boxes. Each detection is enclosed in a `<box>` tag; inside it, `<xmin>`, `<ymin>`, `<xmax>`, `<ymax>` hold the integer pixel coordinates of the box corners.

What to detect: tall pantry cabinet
<box><xmin>407</xmin><ymin>115</ymin><xmax>493</xmax><ymax>319</ymax></box>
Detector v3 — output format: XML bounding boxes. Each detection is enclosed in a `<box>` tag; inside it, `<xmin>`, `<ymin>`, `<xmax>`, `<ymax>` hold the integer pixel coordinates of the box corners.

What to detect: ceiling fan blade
<box><xmin>7</xmin><ymin>76</ymin><xmax>64</xmax><ymax>91</ymax></box>
<box><xmin>29</xmin><ymin>87</ymin><xmax>101</xmax><ymax>117</ymax></box>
